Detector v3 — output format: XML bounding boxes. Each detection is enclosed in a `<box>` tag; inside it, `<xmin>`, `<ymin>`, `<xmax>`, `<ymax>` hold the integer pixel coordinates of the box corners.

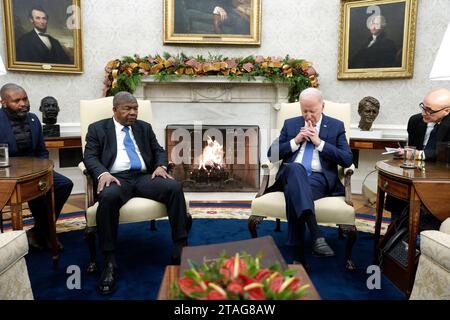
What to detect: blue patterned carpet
<box><xmin>24</xmin><ymin>217</ymin><xmax>405</xmax><ymax>300</ymax></box>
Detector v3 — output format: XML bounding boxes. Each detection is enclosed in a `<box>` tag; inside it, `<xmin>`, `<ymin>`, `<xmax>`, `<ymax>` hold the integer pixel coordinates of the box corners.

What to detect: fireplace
<box><xmin>166</xmin><ymin>125</ymin><xmax>260</xmax><ymax>192</ymax></box>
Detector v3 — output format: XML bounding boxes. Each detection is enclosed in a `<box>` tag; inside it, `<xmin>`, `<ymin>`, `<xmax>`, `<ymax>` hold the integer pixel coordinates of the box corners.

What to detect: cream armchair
<box><xmin>0</xmin><ymin>230</ymin><xmax>33</xmax><ymax>300</ymax></box>
<box><xmin>410</xmin><ymin>218</ymin><xmax>450</xmax><ymax>300</ymax></box>
<box><xmin>249</xmin><ymin>101</ymin><xmax>357</xmax><ymax>271</ymax></box>
<box><xmin>79</xmin><ymin>97</ymin><xmax>191</xmax><ymax>273</ymax></box>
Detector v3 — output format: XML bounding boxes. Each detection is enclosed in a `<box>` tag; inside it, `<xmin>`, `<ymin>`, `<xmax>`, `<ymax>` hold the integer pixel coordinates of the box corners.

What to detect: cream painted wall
<box><xmin>1</xmin><ymin>0</ymin><xmax>449</xmax><ymax>127</ymax></box>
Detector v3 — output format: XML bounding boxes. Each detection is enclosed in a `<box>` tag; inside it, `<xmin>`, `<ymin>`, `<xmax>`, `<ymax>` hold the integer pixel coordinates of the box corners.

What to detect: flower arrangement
<box><xmin>170</xmin><ymin>251</ymin><xmax>311</xmax><ymax>300</ymax></box>
<box><xmin>103</xmin><ymin>53</ymin><xmax>319</xmax><ymax>102</ymax></box>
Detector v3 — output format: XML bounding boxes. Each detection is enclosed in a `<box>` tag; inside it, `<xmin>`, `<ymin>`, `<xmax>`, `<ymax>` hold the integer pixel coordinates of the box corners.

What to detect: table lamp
<box><xmin>0</xmin><ymin>55</ymin><xmax>6</xmax><ymax>76</ymax></box>
<box><xmin>430</xmin><ymin>22</ymin><xmax>450</xmax><ymax>80</ymax></box>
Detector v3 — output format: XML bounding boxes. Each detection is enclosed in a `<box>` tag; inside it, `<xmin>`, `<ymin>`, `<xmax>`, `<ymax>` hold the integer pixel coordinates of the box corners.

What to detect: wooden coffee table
<box><xmin>157</xmin><ymin>264</ymin><xmax>320</xmax><ymax>300</ymax></box>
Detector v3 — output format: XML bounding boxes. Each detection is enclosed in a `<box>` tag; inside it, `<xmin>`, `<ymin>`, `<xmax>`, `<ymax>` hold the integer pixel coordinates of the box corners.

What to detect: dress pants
<box><xmin>96</xmin><ymin>171</ymin><xmax>188</xmax><ymax>254</ymax></box>
<box><xmin>28</xmin><ymin>171</ymin><xmax>74</xmax><ymax>237</ymax></box>
<box><xmin>279</xmin><ymin>163</ymin><xmax>329</xmax><ymax>247</ymax></box>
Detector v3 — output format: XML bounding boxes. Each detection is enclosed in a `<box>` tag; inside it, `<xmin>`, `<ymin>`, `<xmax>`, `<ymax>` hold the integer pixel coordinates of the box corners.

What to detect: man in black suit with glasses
<box><xmin>386</xmin><ymin>88</ymin><xmax>450</xmax><ymax>221</ymax></box>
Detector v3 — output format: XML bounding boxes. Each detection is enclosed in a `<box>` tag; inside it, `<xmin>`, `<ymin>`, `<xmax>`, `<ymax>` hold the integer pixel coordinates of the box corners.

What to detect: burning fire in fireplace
<box><xmin>166</xmin><ymin>125</ymin><xmax>260</xmax><ymax>192</ymax></box>
<box><xmin>198</xmin><ymin>136</ymin><xmax>224</xmax><ymax>170</ymax></box>
<box><xmin>191</xmin><ymin>136</ymin><xmax>230</xmax><ymax>184</ymax></box>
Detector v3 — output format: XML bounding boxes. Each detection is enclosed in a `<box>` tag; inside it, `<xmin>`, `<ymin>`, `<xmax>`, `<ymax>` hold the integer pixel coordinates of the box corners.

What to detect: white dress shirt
<box><xmin>423</xmin><ymin>122</ymin><xmax>437</xmax><ymax>148</ymax></box>
<box><xmin>35</xmin><ymin>28</ymin><xmax>52</xmax><ymax>50</ymax></box>
<box><xmin>109</xmin><ymin>117</ymin><xmax>147</xmax><ymax>174</ymax></box>
<box><xmin>290</xmin><ymin>115</ymin><xmax>325</xmax><ymax>173</ymax></box>
<box><xmin>368</xmin><ymin>35</ymin><xmax>377</xmax><ymax>47</ymax></box>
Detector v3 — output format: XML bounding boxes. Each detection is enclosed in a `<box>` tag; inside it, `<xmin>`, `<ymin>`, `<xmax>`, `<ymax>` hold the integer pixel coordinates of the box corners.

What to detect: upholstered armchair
<box><xmin>0</xmin><ymin>230</ymin><xmax>34</xmax><ymax>300</ymax></box>
<box><xmin>410</xmin><ymin>218</ymin><xmax>450</xmax><ymax>300</ymax></box>
<box><xmin>79</xmin><ymin>97</ymin><xmax>191</xmax><ymax>273</ymax></box>
<box><xmin>249</xmin><ymin>101</ymin><xmax>357</xmax><ymax>271</ymax></box>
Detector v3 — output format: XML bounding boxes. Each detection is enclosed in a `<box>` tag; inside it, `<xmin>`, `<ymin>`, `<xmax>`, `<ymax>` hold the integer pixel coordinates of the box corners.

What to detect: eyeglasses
<box><xmin>419</xmin><ymin>102</ymin><xmax>449</xmax><ymax>115</ymax></box>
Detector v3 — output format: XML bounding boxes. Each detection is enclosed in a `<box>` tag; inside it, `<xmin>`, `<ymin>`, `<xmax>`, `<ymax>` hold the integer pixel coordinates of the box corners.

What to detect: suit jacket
<box><xmin>16</xmin><ymin>30</ymin><xmax>72</xmax><ymax>64</ymax></box>
<box><xmin>349</xmin><ymin>32</ymin><xmax>399</xmax><ymax>69</ymax></box>
<box><xmin>407</xmin><ymin>113</ymin><xmax>450</xmax><ymax>161</ymax></box>
<box><xmin>83</xmin><ymin>118</ymin><xmax>168</xmax><ymax>179</ymax></box>
<box><xmin>0</xmin><ymin>108</ymin><xmax>48</xmax><ymax>158</ymax></box>
<box><xmin>267</xmin><ymin>114</ymin><xmax>353</xmax><ymax>196</ymax></box>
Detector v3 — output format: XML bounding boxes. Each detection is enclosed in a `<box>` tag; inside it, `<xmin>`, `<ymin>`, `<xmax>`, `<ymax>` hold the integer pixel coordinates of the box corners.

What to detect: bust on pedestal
<box><xmin>39</xmin><ymin>96</ymin><xmax>60</xmax><ymax>137</ymax></box>
<box><xmin>350</xmin><ymin>96</ymin><xmax>383</xmax><ymax>139</ymax></box>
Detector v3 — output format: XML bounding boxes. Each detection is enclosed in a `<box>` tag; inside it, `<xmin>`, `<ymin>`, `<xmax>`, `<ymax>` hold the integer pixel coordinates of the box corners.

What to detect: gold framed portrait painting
<box><xmin>338</xmin><ymin>0</ymin><xmax>418</xmax><ymax>80</ymax></box>
<box><xmin>2</xmin><ymin>0</ymin><xmax>83</xmax><ymax>73</ymax></box>
<box><xmin>164</xmin><ymin>0</ymin><xmax>261</xmax><ymax>46</ymax></box>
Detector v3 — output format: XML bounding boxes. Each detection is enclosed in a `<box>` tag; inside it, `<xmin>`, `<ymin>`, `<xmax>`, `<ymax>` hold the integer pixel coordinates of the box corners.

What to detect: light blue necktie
<box><xmin>302</xmin><ymin>141</ymin><xmax>314</xmax><ymax>176</ymax></box>
<box><xmin>122</xmin><ymin>126</ymin><xmax>142</xmax><ymax>171</ymax></box>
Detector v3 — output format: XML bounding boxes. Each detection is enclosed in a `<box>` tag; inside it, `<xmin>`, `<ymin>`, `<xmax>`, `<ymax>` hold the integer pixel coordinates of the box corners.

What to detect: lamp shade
<box><xmin>430</xmin><ymin>22</ymin><xmax>450</xmax><ymax>80</ymax></box>
<box><xmin>0</xmin><ymin>55</ymin><xmax>6</xmax><ymax>76</ymax></box>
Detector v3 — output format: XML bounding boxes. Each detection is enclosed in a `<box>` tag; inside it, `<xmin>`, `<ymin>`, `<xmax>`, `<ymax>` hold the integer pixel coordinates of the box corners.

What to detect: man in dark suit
<box><xmin>387</xmin><ymin>88</ymin><xmax>450</xmax><ymax>220</ymax></box>
<box><xmin>83</xmin><ymin>91</ymin><xmax>189</xmax><ymax>295</ymax></box>
<box><xmin>267</xmin><ymin>88</ymin><xmax>353</xmax><ymax>266</ymax></box>
<box><xmin>349</xmin><ymin>15</ymin><xmax>399</xmax><ymax>69</ymax></box>
<box><xmin>16</xmin><ymin>6</ymin><xmax>72</xmax><ymax>64</ymax></box>
<box><xmin>0</xmin><ymin>83</ymin><xmax>73</xmax><ymax>250</ymax></box>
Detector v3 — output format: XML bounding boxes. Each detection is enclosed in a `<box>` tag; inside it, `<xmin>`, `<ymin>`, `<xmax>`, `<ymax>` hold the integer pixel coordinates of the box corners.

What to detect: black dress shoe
<box><xmin>312</xmin><ymin>237</ymin><xmax>335</xmax><ymax>257</ymax></box>
<box><xmin>97</xmin><ymin>262</ymin><xmax>118</xmax><ymax>295</ymax></box>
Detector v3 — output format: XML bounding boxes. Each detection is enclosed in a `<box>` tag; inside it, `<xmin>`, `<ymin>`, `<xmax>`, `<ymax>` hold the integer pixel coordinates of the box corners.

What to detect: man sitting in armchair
<box><xmin>83</xmin><ymin>91</ymin><xmax>190</xmax><ymax>295</ymax></box>
<box><xmin>267</xmin><ymin>88</ymin><xmax>353</xmax><ymax>267</ymax></box>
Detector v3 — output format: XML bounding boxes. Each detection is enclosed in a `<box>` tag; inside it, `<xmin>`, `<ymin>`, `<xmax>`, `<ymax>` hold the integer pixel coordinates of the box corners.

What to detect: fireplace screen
<box><xmin>166</xmin><ymin>125</ymin><xmax>260</xmax><ymax>192</ymax></box>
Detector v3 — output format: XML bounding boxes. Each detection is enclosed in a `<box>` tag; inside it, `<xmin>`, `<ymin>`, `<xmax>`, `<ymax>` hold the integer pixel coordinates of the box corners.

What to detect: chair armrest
<box><xmin>343</xmin><ymin>164</ymin><xmax>355</xmax><ymax>207</ymax></box>
<box><xmin>78</xmin><ymin>161</ymin><xmax>95</xmax><ymax>208</ymax></box>
<box><xmin>256</xmin><ymin>162</ymin><xmax>271</xmax><ymax>198</ymax></box>
<box><xmin>255</xmin><ymin>161</ymin><xmax>281</xmax><ymax>197</ymax></box>
<box><xmin>78</xmin><ymin>161</ymin><xmax>87</xmax><ymax>174</ymax></box>
<box><xmin>420</xmin><ymin>230</ymin><xmax>450</xmax><ymax>270</ymax></box>
<box><xmin>440</xmin><ymin>218</ymin><xmax>450</xmax><ymax>235</ymax></box>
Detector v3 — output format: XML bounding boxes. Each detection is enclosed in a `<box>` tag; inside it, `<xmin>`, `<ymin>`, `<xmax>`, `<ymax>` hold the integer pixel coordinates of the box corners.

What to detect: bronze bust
<box><xmin>39</xmin><ymin>96</ymin><xmax>60</xmax><ymax>137</ymax></box>
<box><xmin>358</xmin><ymin>96</ymin><xmax>380</xmax><ymax>131</ymax></box>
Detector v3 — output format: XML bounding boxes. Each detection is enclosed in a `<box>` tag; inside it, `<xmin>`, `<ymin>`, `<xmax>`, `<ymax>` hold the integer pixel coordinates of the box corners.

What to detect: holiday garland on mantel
<box><xmin>102</xmin><ymin>53</ymin><xmax>319</xmax><ymax>102</ymax></box>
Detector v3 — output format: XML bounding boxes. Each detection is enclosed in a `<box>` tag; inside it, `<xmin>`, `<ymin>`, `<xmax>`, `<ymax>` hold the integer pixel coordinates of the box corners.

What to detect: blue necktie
<box><xmin>424</xmin><ymin>123</ymin><xmax>439</xmax><ymax>152</ymax></box>
<box><xmin>302</xmin><ymin>141</ymin><xmax>314</xmax><ymax>176</ymax></box>
<box><xmin>122</xmin><ymin>126</ymin><xmax>142</xmax><ymax>171</ymax></box>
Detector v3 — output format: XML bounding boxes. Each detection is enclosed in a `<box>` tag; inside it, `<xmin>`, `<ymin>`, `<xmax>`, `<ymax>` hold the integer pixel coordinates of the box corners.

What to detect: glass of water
<box><xmin>0</xmin><ymin>143</ymin><xmax>9</xmax><ymax>167</ymax></box>
<box><xmin>402</xmin><ymin>145</ymin><xmax>416</xmax><ymax>168</ymax></box>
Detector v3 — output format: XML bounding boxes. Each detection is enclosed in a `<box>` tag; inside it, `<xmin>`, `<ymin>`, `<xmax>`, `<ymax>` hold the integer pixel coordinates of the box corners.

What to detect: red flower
<box><xmin>178</xmin><ymin>277</ymin><xmax>207</xmax><ymax>298</ymax></box>
<box><xmin>206</xmin><ymin>290</ymin><xmax>226</xmax><ymax>300</ymax></box>
<box><xmin>244</xmin><ymin>282</ymin><xmax>266</xmax><ymax>300</ymax></box>
<box><xmin>227</xmin><ymin>280</ymin><xmax>244</xmax><ymax>295</ymax></box>
<box><xmin>219</xmin><ymin>255</ymin><xmax>248</xmax><ymax>282</ymax></box>
<box><xmin>268</xmin><ymin>273</ymin><xmax>284</xmax><ymax>292</ymax></box>
<box><xmin>254</xmin><ymin>269</ymin><xmax>273</xmax><ymax>282</ymax></box>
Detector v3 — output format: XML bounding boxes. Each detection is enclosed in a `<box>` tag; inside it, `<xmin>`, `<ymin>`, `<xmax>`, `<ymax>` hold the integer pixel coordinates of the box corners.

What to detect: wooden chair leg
<box><xmin>338</xmin><ymin>224</ymin><xmax>357</xmax><ymax>272</ymax></box>
<box><xmin>150</xmin><ymin>220</ymin><xmax>157</xmax><ymax>231</ymax></box>
<box><xmin>248</xmin><ymin>215</ymin><xmax>266</xmax><ymax>238</ymax></box>
<box><xmin>0</xmin><ymin>210</ymin><xmax>3</xmax><ymax>233</ymax></box>
<box><xmin>84</xmin><ymin>226</ymin><xmax>98</xmax><ymax>274</ymax></box>
<box><xmin>274</xmin><ymin>219</ymin><xmax>281</xmax><ymax>232</ymax></box>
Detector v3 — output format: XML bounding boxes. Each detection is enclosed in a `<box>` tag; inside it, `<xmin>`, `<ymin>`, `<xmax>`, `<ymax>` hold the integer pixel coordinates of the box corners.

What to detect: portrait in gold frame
<box><xmin>337</xmin><ymin>0</ymin><xmax>418</xmax><ymax>80</ymax></box>
<box><xmin>163</xmin><ymin>0</ymin><xmax>261</xmax><ymax>46</ymax></box>
<box><xmin>2</xmin><ymin>0</ymin><xmax>83</xmax><ymax>74</ymax></box>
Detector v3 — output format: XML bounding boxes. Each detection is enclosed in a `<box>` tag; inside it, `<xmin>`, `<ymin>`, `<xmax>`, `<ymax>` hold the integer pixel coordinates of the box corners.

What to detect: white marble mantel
<box><xmin>134</xmin><ymin>76</ymin><xmax>289</xmax><ymax>106</ymax></box>
<box><xmin>134</xmin><ymin>76</ymin><xmax>291</xmax><ymax>165</ymax></box>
